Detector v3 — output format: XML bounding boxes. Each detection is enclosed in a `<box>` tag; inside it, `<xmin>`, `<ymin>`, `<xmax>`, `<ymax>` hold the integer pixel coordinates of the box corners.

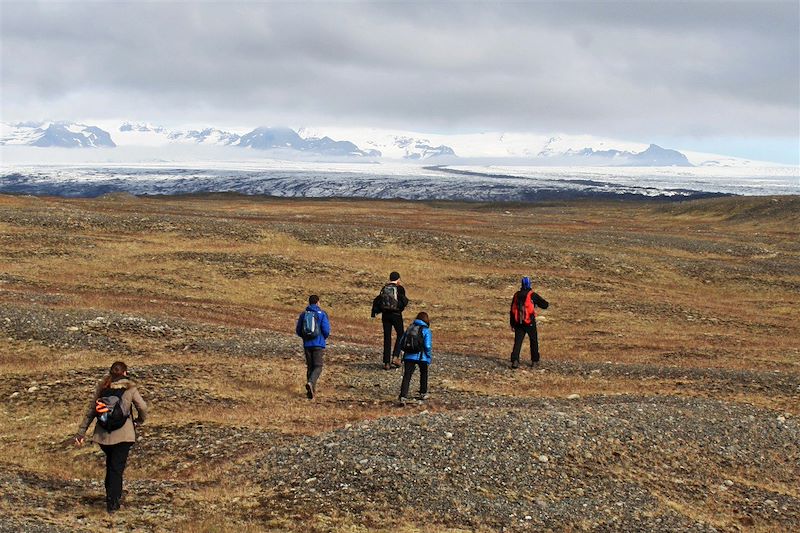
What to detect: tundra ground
<box><xmin>0</xmin><ymin>193</ymin><xmax>798</xmax><ymax>532</ymax></box>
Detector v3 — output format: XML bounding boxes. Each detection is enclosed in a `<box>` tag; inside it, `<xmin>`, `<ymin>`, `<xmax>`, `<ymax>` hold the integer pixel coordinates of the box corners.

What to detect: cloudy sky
<box><xmin>1</xmin><ymin>0</ymin><xmax>798</xmax><ymax>163</ymax></box>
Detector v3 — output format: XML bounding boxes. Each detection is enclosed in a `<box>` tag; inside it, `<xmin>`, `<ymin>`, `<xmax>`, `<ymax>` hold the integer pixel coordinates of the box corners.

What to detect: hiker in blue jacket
<box><xmin>398</xmin><ymin>312</ymin><xmax>432</xmax><ymax>403</ymax></box>
<box><xmin>295</xmin><ymin>294</ymin><xmax>331</xmax><ymax>399</ymax></box>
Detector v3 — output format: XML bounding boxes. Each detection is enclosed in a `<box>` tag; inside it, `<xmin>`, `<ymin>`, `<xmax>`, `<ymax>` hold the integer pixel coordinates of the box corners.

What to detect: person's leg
<box><xmin>103</xmin><ymin>442</ymin><xmax>132</xmax><ymax>511</ymax></box>
<box><xmin>510</xmin><ymin>326</ymin><xmax>525</xmax><ymax>366</ymax></box>
<box><xmin>100</xmin><ymin>444</ymin><xmax>112</xmax><ymax>501</ymax></box>
<box><xmin>390</xmin><ymin>314</ymin><xmax>404</xmax><ymax>360</ymax></box>
<box><xmin>399</xmin><ymin>359</ymin><xmax>416</xmax><ymax>399</ymax></box>
<box><xmin>304</xmin><ymin>348</ymin><xmax>314</xmax><ymax>382</ymax></box>
<box><xmin>528</xmin><ymin>323</ymin><xmax>540</xmax><ymax>363</ymax></box>
<box><xmin>418</xmin><ymin>362</ymin><xmax>429</xmax><ymax>396</ymax></box>
<box><xmin>308</xmin><ymin>348</ymin><xmax>324</xmax><ymax>387</ymax></box>
<box><xmin>382</xmin><ymin>318</ymin><xmax>393</xmax><ymax>365</ymax></box>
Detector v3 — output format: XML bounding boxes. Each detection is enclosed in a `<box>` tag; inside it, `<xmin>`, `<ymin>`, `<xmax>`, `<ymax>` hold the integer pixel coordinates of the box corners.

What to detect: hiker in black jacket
<box><xmin>371</xmin><ymin>271</ymin><xmax>409</xmax><ymax>370</ymax></box>
<box><xmin>509</xmin><ymin>276</ymin><xmax>549</xmax><ymax>368</ymax></box>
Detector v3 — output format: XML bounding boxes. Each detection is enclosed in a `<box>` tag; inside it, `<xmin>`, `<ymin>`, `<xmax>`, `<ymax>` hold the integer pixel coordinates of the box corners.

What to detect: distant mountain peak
<box><xmin>0</xmin><ymin>121</ymin><xmax>115</xmax><ymax>148</ymax></box>
<box><xmin>1</xmin><ymin>120</ymin><xmax>770</xmax><ymax>166</ymax></box>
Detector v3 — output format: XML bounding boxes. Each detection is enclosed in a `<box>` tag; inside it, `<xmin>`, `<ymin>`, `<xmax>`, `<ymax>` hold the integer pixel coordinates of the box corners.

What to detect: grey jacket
<box><xmin>77</xmin><ymin>377</ymin><xmax>147</xmax><ymax>445</ymax></box>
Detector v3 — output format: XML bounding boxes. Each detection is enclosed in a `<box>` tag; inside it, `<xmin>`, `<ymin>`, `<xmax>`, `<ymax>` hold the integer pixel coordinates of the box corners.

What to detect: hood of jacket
<box><xmin>108</xmin><ymin>376</ymin><xmax>135</xmax><ymax>390</ymax></box>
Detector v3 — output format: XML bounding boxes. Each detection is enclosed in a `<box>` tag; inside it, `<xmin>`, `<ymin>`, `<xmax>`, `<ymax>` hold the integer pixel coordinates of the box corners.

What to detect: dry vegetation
<box><xmin>0</xmin><ymin>193</ymin><xmax>798</xmax><ymax>532</ymax></box>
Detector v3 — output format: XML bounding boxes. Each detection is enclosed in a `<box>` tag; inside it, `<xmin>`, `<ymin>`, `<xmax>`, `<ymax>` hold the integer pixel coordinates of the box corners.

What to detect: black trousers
<box><xmin>400</xmin><ymin>360</ymin><xmax>429</xmax><ymax>398</ymax></box>
<box><xmin>511</xmin><ymin>323</ymin><xmax>540</xmax><ymax>363</ymax></box>
<box><xmin>100</xmin><ymin>442</ymin><xmax>133</xmax><ymax>505</ymax></box>
<box><xmin>382</xmin><ymin>314</ymin><xmax>404</xmax><ymax>364</ymax></box>
<box><xmin>304</xmin><ymin>347</ymin><xmax>324</xmax><ymax>387</ymax></box>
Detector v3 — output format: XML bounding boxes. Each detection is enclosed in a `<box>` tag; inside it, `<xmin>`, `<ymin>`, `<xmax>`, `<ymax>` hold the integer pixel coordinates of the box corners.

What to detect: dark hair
<box><xmin>389</xmin><ymin>271</ymin><xmax>400</xmax><ymax>281</ymax></box>
<box><xmin>416</xmin><ymin>311</ymin><xmax>430</xmax><ymax>325</ymax></box>
<box><xmin>98</xmin><ymin>361</ymin><xmax>127</xmax><ymax>396</ymax></box>
<box><xmin>308</xmin><ymin>294</ymin><xmax>319</xmax><ymax>305</ymax></box>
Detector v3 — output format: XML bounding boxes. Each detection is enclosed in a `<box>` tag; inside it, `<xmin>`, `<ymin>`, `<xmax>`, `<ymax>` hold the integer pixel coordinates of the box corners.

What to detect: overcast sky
<box><xmin>1</xmin><ymin>0</ymin><xmax>798</xmax><ymax>162</ymax></box>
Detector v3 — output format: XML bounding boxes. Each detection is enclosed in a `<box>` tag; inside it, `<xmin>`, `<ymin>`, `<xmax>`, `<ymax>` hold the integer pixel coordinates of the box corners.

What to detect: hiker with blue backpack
<box><xmin>296</xmin><ymin>294</ymin><xmax>331</xmax><ymax>399</ymax></box>
<box><xmin>509</xmin><ymin>276</ymin><xmax>549</xmax><ymax>368</ymax></box>
<box><xmin>371</xmin><ymin>271</ymin><xmax>409</xmax><ymax>370</ymax></box>
<box><xmin>398</xmin><ymin>311</ymin><xmax>432</xmax><ymax>403</ymax></box>
<box><xmin>75</xmin><ymin>361</ymin><xmax>148</xmax><ymax>514</ymax></box>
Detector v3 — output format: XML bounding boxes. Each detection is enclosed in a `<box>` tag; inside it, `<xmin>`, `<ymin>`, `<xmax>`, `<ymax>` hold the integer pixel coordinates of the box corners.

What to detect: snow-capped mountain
<box><xmin>297</xmin><ymin>127</ymin><xmax>697</xmax><ymax>166</ymax></box>
<box><xmin>563</xmin><ymin>144</ymin><xmax>692</xmax><ymax>166</ymax></box>
<box><xmin>0</xmin><ymin>122</ymin><xmax>115</xmax><ymax>148</ymax></box>
<box><xmin>237</xmin><ymin>127</ymin><xmax>380</xmax><ymax>157</ymax></box>
<box><xmin>1</xmin><ymin>120</ymin><xmax>784</xmax><ymax>167</ymax></box>
<box><xmin>297</xmin><ymin>126</ymin><xmax>457</xmax><ymax>160</ymax></box>
<box><xmin>105</xmin><ymin>123</ymin><xmax>380</xmax><ymax>156</ymax></box>
<box><xmin>114</xmin><ymin>122</ymin><xmax>242</xmax><ymax>146</ymax></box>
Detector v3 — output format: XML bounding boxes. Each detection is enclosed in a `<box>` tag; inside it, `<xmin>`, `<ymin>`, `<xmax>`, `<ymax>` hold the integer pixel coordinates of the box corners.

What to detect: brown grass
<box><xmin>0</xmin><ymin>193</ymin><xmax>798</xmax><ymax>531</ymax></box>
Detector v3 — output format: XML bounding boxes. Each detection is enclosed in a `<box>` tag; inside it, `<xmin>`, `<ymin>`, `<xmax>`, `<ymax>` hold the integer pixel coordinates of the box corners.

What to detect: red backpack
<box><xmin>511</xmin><ymin>289</ymin><xmax>537</xmax><ymax>326</ymax></box>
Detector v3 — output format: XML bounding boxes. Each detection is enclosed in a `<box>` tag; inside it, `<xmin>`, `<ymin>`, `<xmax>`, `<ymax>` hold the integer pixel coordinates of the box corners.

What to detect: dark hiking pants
<box><xmin>400</xmin><ymin>360</ymin><xmax>429</xmax><ymax>398</ymax></box>
<box><xmin>511</xmin><ymin>323</ymin><xmax>540</xmax><ymax>363</ymax></box>
<box><xmin>382</xmin><ymin>313</ymin><xmax>404</xmax><ymax>364</ymax></box>
<box><xmin>100</xmin><ymin>442</ymin><xmax>133</xmax><ymax>507</ymax></box>
<box><xmin>305</xmin><ymin>347</ymin><xmax>325</xmax><ymax>387</ymax></box>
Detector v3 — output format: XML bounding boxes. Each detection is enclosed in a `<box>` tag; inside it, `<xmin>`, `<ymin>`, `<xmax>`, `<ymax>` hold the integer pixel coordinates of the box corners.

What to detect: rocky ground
<box><xmin>0</xmin><ymin>193</ymin><xmax>798</xmax><ymax>532</ymax></box>
<box><xmin>251</xmin><ymin>397</ymin><xmax>799</xmax><ymax>532</ymax></box>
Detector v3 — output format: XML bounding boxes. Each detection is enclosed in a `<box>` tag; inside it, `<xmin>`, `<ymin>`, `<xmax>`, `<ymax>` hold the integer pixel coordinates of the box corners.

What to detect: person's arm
<box><xmin>533</xmin><ymin>293</ymin><xmax>549</xmax><ymax>310</ymax></box>
<box><xmin>423</xmin><ymin>327</ymin><xmax>433</xmax><ymax>359</ymax></box>
<box><xmin>398</xmin><ymin>286</ymin><xmax>409</xmax><ymax>312</ymax></box>
<box><xmin>321</xmin><ymin>311</ymin><xmax>331</xmax><ymax>339</ymax></box>
<box><xmin>509</xmin><ymin>293</ymin><xmax>517</xmax><ymax>328</ymax></box>
<box><xmin>130</xmin><ymin>388</ymin><xmax>148</xmax><ymax>425</ymax></box>
<box><xmin>76</xmin><ymin>396</ymin><xmax>96</xmax><ymax>442</ymax></box>
<box><xmin>295</xmin><ymin>314</ymin><xmax>303</xmax><ymax>337</ymax></box>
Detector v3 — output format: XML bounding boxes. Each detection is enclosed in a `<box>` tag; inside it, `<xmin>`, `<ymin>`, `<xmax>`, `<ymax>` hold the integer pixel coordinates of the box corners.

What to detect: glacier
<box><xmin>1</xmin><ymin>160</ymin><xmax>797</xmax><ymax>201</ymax></box>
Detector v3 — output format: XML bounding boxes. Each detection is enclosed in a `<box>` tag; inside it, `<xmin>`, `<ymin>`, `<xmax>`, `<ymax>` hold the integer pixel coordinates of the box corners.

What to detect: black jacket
<box><xmin>510</xmin><ymin>290</ymin><xmax>549</xmax><ymax>327</ymax></box>
<box><xmin>371</xmin><ymin>283</ymin><xmax>409</xmax><ymax>318</ymax></box>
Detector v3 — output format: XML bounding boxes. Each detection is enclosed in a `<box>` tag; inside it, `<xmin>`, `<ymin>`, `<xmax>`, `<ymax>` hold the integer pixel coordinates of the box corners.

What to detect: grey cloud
<box><xmin>1</xmin><ymin>1</ymin><xmax>797</xmax><ymax>139</ymax></box>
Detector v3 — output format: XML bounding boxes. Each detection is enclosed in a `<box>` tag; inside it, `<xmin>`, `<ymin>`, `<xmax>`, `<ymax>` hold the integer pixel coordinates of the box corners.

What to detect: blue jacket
<box><xmin>295</xmin><ymin>304</ymin><xmax>330</xmax><ymax>348</ymax></box>
<box><xmin>400</xmin><ymin>319</ymin><xmax>432</xmax><ymax>364</ymax></box>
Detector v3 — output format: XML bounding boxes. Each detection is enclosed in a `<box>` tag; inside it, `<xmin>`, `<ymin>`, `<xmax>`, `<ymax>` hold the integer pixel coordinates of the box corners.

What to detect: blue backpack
<box><xmin>301</xmin><ymin>310</ymin><xmax>321</xmax><ymax>340</ymax></box>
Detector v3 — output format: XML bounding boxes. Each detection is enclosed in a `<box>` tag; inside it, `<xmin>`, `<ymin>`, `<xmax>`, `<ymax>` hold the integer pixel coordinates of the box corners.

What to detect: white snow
<box><xmin>1</xmin><ymin>120</ymin><xmax>796</xmax><ymax>169</ymax></box>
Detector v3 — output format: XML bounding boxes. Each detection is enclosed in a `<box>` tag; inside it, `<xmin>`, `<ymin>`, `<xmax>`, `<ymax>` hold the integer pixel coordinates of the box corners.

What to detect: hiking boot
<box><xmin>417</xmin><ymin>393</ymin><xmax>429</xmax><ymax>401</ymax></box>
<box><xmin>511</xmin><ymin>360</ymin><xmax>520</xmax><ymax>369</ymax></box>
<box><xmin>398</xmin><ymin>396</ymin><xmax>410</xmax><ymax>405</ymax></box>
<box><xmin>305</xmin><ymin>382</ymin><xmax>314</xmax><ymax>399</ymax></box>
<box><xmin>530</xmin><ymin>360</ymin><xmax>540</xmax><ymax>368</ymax></box>
<box><xmin>106</xmin><ymin>498</ymin><xmax>120</xmax><ymax>513</ymax></box>
<box><xmin>383</xmin><ymin>363</ymin><xmax>391</xmax><ymax>370</ymax></box>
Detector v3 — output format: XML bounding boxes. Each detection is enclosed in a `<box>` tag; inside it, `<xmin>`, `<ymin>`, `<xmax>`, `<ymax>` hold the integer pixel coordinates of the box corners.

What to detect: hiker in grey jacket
<box><xmin>75</xmin><ymin>361</ymin><xmax>147</xmax><ymax>513</ymax></box>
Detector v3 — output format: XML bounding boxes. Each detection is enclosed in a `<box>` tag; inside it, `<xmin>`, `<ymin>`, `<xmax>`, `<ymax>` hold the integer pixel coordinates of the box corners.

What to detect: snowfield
<box><xmin>1</xmin><ymin>157</ymin><xmax>797</xmax><ymax>200</ymax></box>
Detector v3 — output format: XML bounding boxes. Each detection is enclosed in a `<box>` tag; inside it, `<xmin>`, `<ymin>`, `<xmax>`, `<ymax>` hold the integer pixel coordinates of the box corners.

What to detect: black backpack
<box><xmin>380</xmin><ymin>284</ymin><xmax>399</xmax><ymax>311</ymax></box>
<box><xmin>95</xmin><ymin>387</ymin><xmax>128</xmax><ymax>431</ymax></box>
<box><xmin>402</xmin><ymin>323</ymin><xmax>426</xmax><ymax>354</ymax></box>
<box><xmin>301</xmin><ymin>310</ymin><xmax>321</xmax><ymax>340</ymax></box>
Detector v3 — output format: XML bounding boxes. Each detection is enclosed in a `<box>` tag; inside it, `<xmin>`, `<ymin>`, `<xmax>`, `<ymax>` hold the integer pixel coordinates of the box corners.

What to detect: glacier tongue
<box><xmin>2</xmin><ymin>162</ymin><xmax>797</xmax><ymax>200</ymax></box>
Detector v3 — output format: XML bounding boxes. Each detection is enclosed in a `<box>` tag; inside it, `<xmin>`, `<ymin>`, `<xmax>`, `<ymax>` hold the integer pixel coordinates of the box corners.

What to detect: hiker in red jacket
<box><xmin>509</xmin><ymin>276</ymin><xmax>549</xmax><ymax>368</ymax></box>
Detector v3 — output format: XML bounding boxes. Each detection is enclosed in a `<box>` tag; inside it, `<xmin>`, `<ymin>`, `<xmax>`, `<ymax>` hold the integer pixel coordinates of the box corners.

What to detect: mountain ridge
<box><xmin>0</xmin><ymin>121</ymin><xmax>780</xmax><ymax>167</ymax></box>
